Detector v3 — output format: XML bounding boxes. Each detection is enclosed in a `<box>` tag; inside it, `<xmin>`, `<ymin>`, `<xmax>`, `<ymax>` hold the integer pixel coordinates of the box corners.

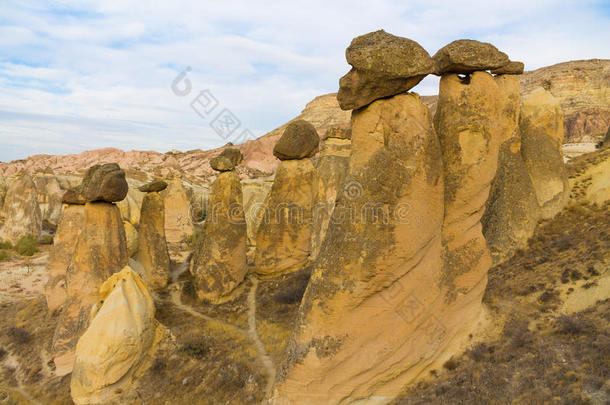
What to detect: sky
<box><xmin>0</xmin><ymin>0</ymin><xmax>609</xmax><ymax>162</ymax></box>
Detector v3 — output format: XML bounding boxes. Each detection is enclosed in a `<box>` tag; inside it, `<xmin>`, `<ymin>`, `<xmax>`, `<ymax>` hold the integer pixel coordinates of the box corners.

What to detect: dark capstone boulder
<box><xmin>81</xmin><ymin>163</ymin><xmax>128</xmax><ymax>203</ymax></box>
<box><xmin>432</xmin><ymin>39</ymin><xmax>509</xmax><ymax>74</ymax></box>
<box><xmin>491</xmin><ymin>61</ymin><xmax>524</xmax><ymax>75</ymax></box>
<box><xmin>337</xmin><ymin>30</ymin><xmax>433</xmax><ymax>110</ymax></box>
<box><xmin>138</xmin><ymin>179</ymin><xmax>168</xmax><ymax>193</ymax></box>
<box><xmin>273</xmin><ymin>119</ymin><xmax>320</xmax><ymax>160</ymax></box>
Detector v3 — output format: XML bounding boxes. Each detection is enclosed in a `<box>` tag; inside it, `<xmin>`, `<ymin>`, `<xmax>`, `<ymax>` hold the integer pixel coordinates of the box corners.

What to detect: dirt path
<box><xmin>169</xmin><ymin>286</ymin><xmax>248</xmax><ymax>337</ymax></box>
<box><xmin>247</xmin><ymin>276</ymin><xmax>277</xmax><ymax>398</ymax></box>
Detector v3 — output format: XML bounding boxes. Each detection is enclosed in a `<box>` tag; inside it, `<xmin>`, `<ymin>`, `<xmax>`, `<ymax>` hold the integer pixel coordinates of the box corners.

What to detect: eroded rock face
<box><xmin>337</xmin><ymin>30</ymin><xmax>433</xmax><ymax>110</ymax></box>
<box><xmin>0</xmin><ymin>173</ymin><xmax>42</xmax><ymax>243</ymax></box>
<box><xmin>482</xmin><ymin>136</ymin><xmax>541</xmax><ymax>264</ymax></box>
<box><xmin>0</xmin><ymin>176</ymin><xmax>6</xmax><ymax>212</ymax></box>
<box><xmin>190</xmin><ymin>171</ymin><xmax>247</xmax><ymax>302</ymax></box>
<box><xmin>519</xmin><ymin>87</ymin><xmax>569</xmax><ymax>218</ymax></box>
<box><xmin>255</xmin><ymin>159</ymin><xmax>317</xmax><ymax>276</ymax></box>
<box><xmin>161</xmin><ymin>176</ymin><xmax>194</xmax><ymax>244</ymax></box>
<box><xmin>273</xmin><ymin>93</ymin><xmax>445</xmax><ymax>403</ymax></box>
<box><xmin>435</xmin><ymin>72</ymin><xmax>506</xmax><ymax>308</ymax></box>
<box><xmin>519</xmin><ymin>59</ymin><xmax>610</xmax><ymax>143</ymax></box>
<box><xmin>310</xmin><ymin>136</ymin><xmax>350</xmax><ymax>260</ymax></box>
<box><xmin>433</xmin><ymin>39</ymin><xmax>509</xmax><ymax>74</ymax></box>
<box><xmin>136</xmin><ymin>192</ymin><xmax>170</xmax><ymax>291</ymax></box>
<box><xmin>124</xmin><ymin>220</ymin><xmax>138</xmax><ymax>258</ymax></box>
<box><xmin>273</xmin><ymin>120</ymin><xmax>320</xmax><ymax>160</ymax></box>
<box><xmin>482</xmin><ymin>75</ymin><xmax>542</xmax><ymax>264</ymax></box>
<box><xmin>34</xmin><ymin>173</ymin><xmax>64</xmax><ymax>229</ymax></box>
<box><xmin>45</xmin><ymin>204</ymin><xmax>85</xmax><ymax>313</ymax></box>
<box><xmin>52</xmin><ymin>202</ymin><xmax>128</xmax><ymax>376</ymax></box>
<box><xmin>81</xmin><ymin>163</ymin><xmax>128</xmax><ymax>203</ymax></box>
<box><xmin>71</xmin><ymin>266</ymin><xmax>156</xmax><ymax>405</ymax></box>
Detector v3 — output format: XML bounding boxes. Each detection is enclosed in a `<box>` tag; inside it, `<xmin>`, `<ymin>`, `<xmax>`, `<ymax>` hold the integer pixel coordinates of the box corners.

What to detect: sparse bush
<box><xmin>7</xmin><ymin>326</ymin><xmax>32</xmax><ymax>344</ymax></box>
<box><xmin>0</xmin><ymin>249</ymin><xmax>9</xmax><ymax>262</ymax></box>
<box><xmin>466</xmin><ymin>343</ymin><xmax>494</xmax><ymax>362</ymax></box>
<box><xmin>0</xmin><ymin>240</ymin><xmax>12</xmax><ymax>250</ymax></box>
<box><xmin>185</xmin><ymin>229</ymin><xmax>204</xmax><ymax>249</ymax></box>
<box><xmin>15</xmin><ymin>235</ymin><xmax>39</xmax><ymax>256</ymax></box>
<box><xmin>555</xmin><ymin>314</ymin><xmax>595</xmax><ymax>336</ymax></box>
<box><xmin>0</xmin><ymin>347</ymin><xmax>6</xmax><ymax>360</ymax></box>
<box><xmin>179</xmin><ymin>336</ymin><xmax>210</xmax><ymax>359</ymax></box>
<box><xmin>443</xmin><ymin>357</ymin><xmax>459</xmax><ymax>371</ymax></box>
<box><xmin>40</xmin><ymin>234</ymin><xmax>54</xmax><ymax>245</ymax></box>
<box><xmin>151</xmin><ymin>357</ymin><xmax>167</xmax><ymax>373</ymax></box>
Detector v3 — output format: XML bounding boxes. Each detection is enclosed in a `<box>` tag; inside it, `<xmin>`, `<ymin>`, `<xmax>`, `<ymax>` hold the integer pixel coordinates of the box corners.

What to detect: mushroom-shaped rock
<box><xmin>70</xmin><ymin>266</ymin><xmax>156</xmax><ymax>405</ymax></box>
<box><xmin>210</xmin><ymin>148</ymin><xmax>244</xmax><ymax>172</ymax></box>
<box><xmin>432</xmin><ymin>39</ymin><xmax>509</xmax><ymax>75</ymax></box>
<box><xmin>337</xmin><ymin>30</ymin><xmax>434</xmax><ymax>110</ymax></box>
<box><xmin>273</xmin><ymin>119</ymin><xmax>320</xmax><ymax>160</ymax></box>
<box><xmin>138</xmin><ymin>179</ymin><xmax>168</xmax><ymax>193</ymax></box>
<box><xmin>81</xmin><ymin>163</ymin><xmax>128</xmax><ymax>203</ymax></box>
<box><xmin>491</xmin><ymin>61</ymin><xmax>524</xmax><ymax>75</ymax></box>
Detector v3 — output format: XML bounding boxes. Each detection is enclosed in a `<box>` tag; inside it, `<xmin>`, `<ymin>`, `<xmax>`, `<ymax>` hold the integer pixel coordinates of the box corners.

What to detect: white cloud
<box><xmin>0</xmin><ymin>0</ymin><xmax>608</xmax><ymax>161</ymax></box>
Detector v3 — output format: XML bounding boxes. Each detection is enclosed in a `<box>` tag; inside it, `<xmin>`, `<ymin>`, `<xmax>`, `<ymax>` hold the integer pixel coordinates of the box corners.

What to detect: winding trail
<box><xmin>168</xmin><ymin>273</ymin><xmax>277</xmax><ymax>399</ymax></box>
<box><xmin>169</xmin><ymin>286</ymin><xmax>248</xmax><ymax>337</ymax></box>
<box><xmin>247</xmin><ymin>276</ymin><xmax>277</xmax><ymax>398</ymax></box>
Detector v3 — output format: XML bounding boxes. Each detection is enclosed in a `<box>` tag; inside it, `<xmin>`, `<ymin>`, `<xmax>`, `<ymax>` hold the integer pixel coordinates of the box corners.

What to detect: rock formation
<box><xmin>0</xmin><ymin>176</ymin><xmax>6</xmax><ymax>212</ymax></box>
<box><xmin>81</xmin><ymin>163</ymin><xmax>128</xmax><ymax>203</ymax></box>
<box><xmin>519</xmin><ymin>87</ymin><xmax>569</xmax><ymax>218</ymax></box>
<box><xmin>161</xmin><ymin>175</ymin><xmax>194</xmax><ymax>245</ymax></box>
<box><xmin>255</xmin><ymin>121</ymin><xmax>319</xmax><ymax>276</ymax></box>
<box><xmin>190</xmin><ymin>149</ymin><xmax>247</xmax><ymax>302</ymax></box>
<box><xmin>71</xmin><ymin>266</ymin><xmax>157</xmax><ymax>405</ymax></box>
<box><xmin>432</xmin><ymin>39</ymin><xmax>510</xmax><ymax>74</ymax></box>
<box><xmin>124</xmin><ymin>220</ymin><xmax>138</xmax><ymax>258</ymax></box>
<box><xmin>52</xmin><ymin>164</ymin><xmax>129</xmax><ymax>376</ymax></box>
<box><xmin>337</xmin><ymin>30</ymin><xmax>434</xmax><ymax>110</ymax></box>
<box><xmin>310</xmin><ymin>127</ymin><xmax>351</xmax><ymax>260</ymax></box>
<box><xmin>519</xmin><ymin>59</ymin><xmax>610</xmax><ymax>143</ymax></box>
<box><xmin>482</xmin><ymin>75</ymin><xmax>541</xmax><ymax>264</ymax></box>
<box><xmin>34</xmin><ymin>173</ymin><xmax>64</xmax><ymax>229</ymax></box>
<box><xmin>273</xmin><ymin>93</ymin><xmax>445</xmax><ymax>403</ymax></box>
<box><xmin>435</xmin><ymin>71</ymin><xmax>507</xmax><ymax>310</ymax></box>
<box><xmin>0</xmin><ymin>172</ymin><xmax>42</xmax><ymax>243</ymax></box>
<box><xmin>136</xmin><ymin>180</ymin><xmax>171</xmax><ymax>291</ymax></box>
<box><xmin>45</xmin><ymin>203</ymin><xmax>85</xmax><ymax>313</ymax></box>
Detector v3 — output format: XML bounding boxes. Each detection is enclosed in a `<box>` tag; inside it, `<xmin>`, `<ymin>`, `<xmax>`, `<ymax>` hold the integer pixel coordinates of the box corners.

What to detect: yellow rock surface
<box><xmin>71</xmin><ymin>266</ymin><xmax>156</xmax><ymax>405</ymax></box>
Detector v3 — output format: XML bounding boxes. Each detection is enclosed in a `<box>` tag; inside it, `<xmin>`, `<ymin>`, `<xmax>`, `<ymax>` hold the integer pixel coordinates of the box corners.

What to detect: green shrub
<box><xmin>15</xmin><ymin>235</ymin><xmax>39</xmax><ymax>256</ymax></box>
<box><xmin>184</xmin><ymin>229</ymin><xmax>204</xmax><ymax>249</ymax></box>
<box><xmin>0</xmin><ymin>240</ymin><xmax>12</xmax><ymax>250</ymax></box>
<box><xmin>7</xmin><ymin>327</ymin><xmax>32</xmax><ymax>344</ymax></box>
<box><xmin>0</xmin><ymin>250</ymin><xmax>9</xmax><ymax>262</ymax></box>
<box><xmin>40</xmin><ymin>234</ymin><xmax>54</xmax><ymax>245</ymax></box>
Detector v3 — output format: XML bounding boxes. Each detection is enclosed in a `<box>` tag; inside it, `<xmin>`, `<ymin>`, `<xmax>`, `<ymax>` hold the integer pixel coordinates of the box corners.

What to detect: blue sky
<box><xmin>0</xmin><ymin>0</ymin><xmax>609</xmax><ymax>162</ymax></box>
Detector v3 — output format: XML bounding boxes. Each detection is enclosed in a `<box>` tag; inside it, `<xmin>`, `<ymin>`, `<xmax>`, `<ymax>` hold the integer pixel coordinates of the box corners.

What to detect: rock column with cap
<box><xmin>190</xmin><ymin>148</ymin><xmax>248</xmax><ymax>302</ymax></box>
<box><xmin>255</xmin><ymin>119</ymin><xmax>319</xmax><ymax>276</ymax></box>
<box><xmin>136</xmin><ymin>179</ymin><xmax>171</xmax><ymax>291</ymax></box>
<box><xmin>44</xmin><ymin>188</ymin><xmax>86</xmax><ymax>313</ymax></box>
<box><xmin>52</xmin><ymin>163</ymin><xmax>129</xmax><ymax>376</ymax></box>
